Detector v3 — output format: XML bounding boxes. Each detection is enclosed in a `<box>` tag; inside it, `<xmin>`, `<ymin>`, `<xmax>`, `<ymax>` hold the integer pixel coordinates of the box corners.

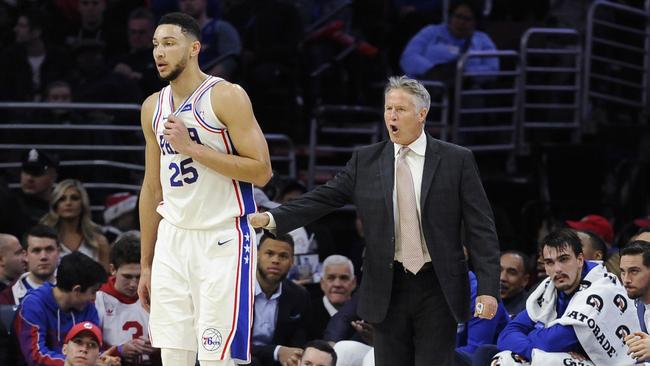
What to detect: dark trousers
<box><xmin>373</xmin><ymin>262</ymin><xmax>457</xmax><ymax>366</ymax></box>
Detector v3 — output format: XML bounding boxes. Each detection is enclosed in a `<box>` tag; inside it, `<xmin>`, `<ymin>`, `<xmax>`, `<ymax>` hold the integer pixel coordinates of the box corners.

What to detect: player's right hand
<box><xmin>248</xmin><ymin>213</ymin><xmax>270</xmax><ymax>228</ymax></box>
<box><xmin>138</xmin><ymin>267</ymin><xmax>152</xmax><ymax>313</ymax></box>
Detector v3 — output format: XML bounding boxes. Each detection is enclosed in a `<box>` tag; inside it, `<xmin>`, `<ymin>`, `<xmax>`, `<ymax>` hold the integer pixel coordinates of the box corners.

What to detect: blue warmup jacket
<box><xmin>14</xmin><ymin>282</ymin><xmax>99</xmax><ymax>366</ymax></box>
<box><xmin>496</xmin><ymin>261</ymin><xmax>599</xmax><ymax>361</ymax></box>
<box><xmin>456</xmin><ymin>271</ymin><xmax>510</xmax><ymax>355</ymax></box>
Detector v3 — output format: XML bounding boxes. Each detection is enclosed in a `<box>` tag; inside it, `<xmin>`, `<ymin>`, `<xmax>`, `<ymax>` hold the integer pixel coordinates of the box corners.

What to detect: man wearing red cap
<box><xmin>566</xmin><ymin>214</ymin><xmax>620</xmax><ymax>276</ymax></box>
<box><xmin>62</xmin><ymin>321</ymin><xmax>120</xmax><ymax>366</ymax></box>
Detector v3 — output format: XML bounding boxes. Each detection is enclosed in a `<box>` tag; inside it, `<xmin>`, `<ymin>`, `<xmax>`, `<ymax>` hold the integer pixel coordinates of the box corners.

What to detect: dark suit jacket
<box><xmin>270</xmin><ymin>134</ymin><xmax>500</xmax><ymax>324</ymax></box>
<box><xmin>308</xmin><ymin>295</ymin><xmax>332</xmax><ymax>340</ymax></box>
<box><xmin>251</xmin><ymin>279</ymin><xmax>311</xmax><ymax>366</ymax></box>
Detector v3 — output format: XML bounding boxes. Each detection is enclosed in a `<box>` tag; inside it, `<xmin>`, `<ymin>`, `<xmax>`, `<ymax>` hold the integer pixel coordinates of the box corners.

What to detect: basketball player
<box><xmin>138</xmin><ymin>12</ymin><xmax>272</xmax><ymax>366</ymax></box>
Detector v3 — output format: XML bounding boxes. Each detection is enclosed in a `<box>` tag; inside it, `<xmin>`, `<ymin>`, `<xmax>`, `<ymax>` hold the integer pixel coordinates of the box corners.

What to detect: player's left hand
<box><xmin>163</xmin><ymin>114</ymin><xmax>194</xmax><ymax>155</ymax></box>
<box><xmin>474</xmin><ymin>295</ymin><xmax>498</xmax><ymax>319</ymax></box>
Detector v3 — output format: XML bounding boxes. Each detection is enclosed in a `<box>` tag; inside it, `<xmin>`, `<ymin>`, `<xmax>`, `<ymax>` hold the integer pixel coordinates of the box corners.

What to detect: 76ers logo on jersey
<box><xmin>202</xmin><ymin>328</ymin><xmax>222</xmax><ymax>352</ymax></box>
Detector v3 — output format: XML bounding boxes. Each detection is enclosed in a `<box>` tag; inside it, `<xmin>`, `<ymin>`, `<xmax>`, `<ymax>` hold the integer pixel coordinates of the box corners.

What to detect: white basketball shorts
<box><xmin>149</xmin><ymin>218</ymin><xmax>256</xmax><ymax>363</ymax></box>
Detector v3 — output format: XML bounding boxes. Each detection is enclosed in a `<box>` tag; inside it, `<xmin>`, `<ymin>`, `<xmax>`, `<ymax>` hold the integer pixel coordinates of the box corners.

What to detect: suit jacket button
<box><xmin>388</xmin><ymin>262</ymin><xmax>393</xmax><ymax>269</ymax></box>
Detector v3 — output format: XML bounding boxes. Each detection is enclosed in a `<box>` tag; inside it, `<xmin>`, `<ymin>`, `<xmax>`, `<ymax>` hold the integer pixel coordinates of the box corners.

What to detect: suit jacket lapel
<box><xmin>420</xmin><ymin>135</ymin><xmax>441</xmax><ymax>208</ymax></box>
<box><xmin>379</xmin><ymin>142</ymin><xmax>394</xmax><ymax>223</ymax></box>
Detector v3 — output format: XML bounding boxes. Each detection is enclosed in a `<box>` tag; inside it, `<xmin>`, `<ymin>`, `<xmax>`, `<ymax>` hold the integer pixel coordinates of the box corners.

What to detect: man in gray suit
<box><xmin>249</xmin><ymin>76</ymin><xmax>500</xmax><ymax>366</ymax></box>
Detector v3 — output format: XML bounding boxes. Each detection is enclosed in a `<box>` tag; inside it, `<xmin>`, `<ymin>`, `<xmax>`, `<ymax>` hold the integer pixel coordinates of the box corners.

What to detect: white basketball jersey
<box><xmin>95</xmin><ymin>288</ymin><xmax>150</xmax><ymax>346</ymax></box>
<box><xmin>152</xmin><ymin>76</ymin><xmax>256</xmax><ymax>229</ymax></box>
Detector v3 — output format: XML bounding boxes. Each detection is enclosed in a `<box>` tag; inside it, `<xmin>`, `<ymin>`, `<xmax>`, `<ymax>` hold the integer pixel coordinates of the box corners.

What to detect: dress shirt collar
<box><xmin>255</xmin><ymin>280</ymin><xmax>283</xmax><ymax>300</ymax></box>
<box><xmin>322</xmin><ymin>296</ymin><xmax>338</xmax><ymax>317</ymax></box>
<box><xmin>393</xmin><ymin>130</ymin><xmax>426</xmax><ymax>158</ymax></box>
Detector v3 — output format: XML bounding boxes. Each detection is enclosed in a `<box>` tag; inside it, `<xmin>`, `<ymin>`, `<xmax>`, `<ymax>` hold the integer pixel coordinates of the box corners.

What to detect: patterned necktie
<box><xmin>396</xmin><ymin>146</ymin><xmax>425</xmax><ymax>274</ymax></box>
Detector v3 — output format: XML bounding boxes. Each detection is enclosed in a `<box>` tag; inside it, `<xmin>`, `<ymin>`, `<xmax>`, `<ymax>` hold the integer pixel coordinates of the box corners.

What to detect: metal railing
<box><xmin>452</xmin><ymin>50</ymin><xmax>521</xmax><ymax>153</ymax></box>
<box><xmin>420</xmin><ymin>81</ymin><xmax>449</xmax><ymax>141</ymax></box>
<box><xmin>307</xmin><ymin>105</ymin><xmax>382</xmax><ymax>190</ymax></box>
<box><xmin>518</xmin><ymin>28</ymin><xmax>582</xmax><ymax>152</ymax></box>
<box><xmin>583</xmin><ymin>0</ymin><xmax>649</xmax><ymax>121</ymax></box>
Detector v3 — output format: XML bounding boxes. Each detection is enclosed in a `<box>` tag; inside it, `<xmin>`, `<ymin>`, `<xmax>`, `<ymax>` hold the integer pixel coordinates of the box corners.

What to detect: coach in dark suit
<box><xmin>250</xmin><ymin>76</ymin><xmax>500</xmax><ymax>365</ymax></box>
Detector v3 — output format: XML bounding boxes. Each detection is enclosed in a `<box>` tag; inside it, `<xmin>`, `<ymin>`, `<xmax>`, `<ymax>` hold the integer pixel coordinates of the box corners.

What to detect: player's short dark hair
<box><xmin>259</xmin><ymin>233</ymin><xmax>294</xmax><ymax>252</ymax></box>
<box><xmin>57</xmin><ymin>252</ymin><xmax>108</xmax><ymax>292</ymax></box>
<box><xmin>620</xmin><ymin>240</ymin><xmax>650</xmax><ymax>267</ymax></box>
<box><xmin>579</xmin><ymin>230</ymin><xmax>609</xmax><ymax>261</ymax></box>
<box><xmin>304</xmin><ymin>339</ymin><xmax>337</xmax><ymax>366</ymax></box>
<box><xmin>22</xmin><ymin>224</ymin><xmax>58</xmax><ymax>249</ymax></box>
<box><xmin>158</xmin><ymin>12</ymin><xmax>200</xmax><ymax>40</ymax></box>
<box><xmin>110</xmin><ymin>235</ymin><xmax>140</xmax><ymax>269</ymax></box>
<box><xmin>540</xmin><ymin>228</ymin><xmax>583</xmax><ymax>258</ymax></box>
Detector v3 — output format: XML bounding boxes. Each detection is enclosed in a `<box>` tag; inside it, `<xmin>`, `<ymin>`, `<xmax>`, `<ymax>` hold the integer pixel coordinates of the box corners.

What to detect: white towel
<box><xmin>526</xmin><ymin>263</ymin><xmax>639</xmax><ymax>365</ymax></box>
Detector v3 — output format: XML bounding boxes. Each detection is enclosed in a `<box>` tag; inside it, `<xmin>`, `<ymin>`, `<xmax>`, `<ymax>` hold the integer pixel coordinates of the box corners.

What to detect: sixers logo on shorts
<box><xmin>202</xmin><ymin>328</ymin><xmax>222</xmax><ymax>352</ymax></box>
<box><xmin>586</xmin><ymin>294</ymin><xmax>604</xmax><ymax>312</ymax></box>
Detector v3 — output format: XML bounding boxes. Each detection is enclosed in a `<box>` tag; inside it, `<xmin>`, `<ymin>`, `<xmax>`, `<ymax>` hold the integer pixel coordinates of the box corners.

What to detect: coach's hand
<box><xmin>278</xmin><ymin>346</ymin><xmax>302</xmax><ymax>366</ymax></box>
<box><xmin>138</xmin><ymin>267</ymin><xmax>152</xmax><ymax>312</ymax></box>
<box><xmin>474</xmin><ymin>295</ymin><xmax>498</xmax><ymax>319</ymax></box>
<box><xmin>163</xmin><ymin>114</ymin><xmax>194</xmax><ymax>155</ymax></box>
<box><xmin>248</xmin><ymin>213</ymin><xmax>270</xmax><ymax>228</ymax></box>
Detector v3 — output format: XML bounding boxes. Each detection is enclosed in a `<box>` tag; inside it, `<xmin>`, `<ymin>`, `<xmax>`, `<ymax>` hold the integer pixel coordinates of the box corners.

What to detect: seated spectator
<box><xmin>565</xmin><ymin>214</ymin><xmax>620</xmax><ymax>276</ymax></box>
<box><xmin>178</xmin><ymin>0</ymin><xmax>241</xmax><ymax>79</ymax></box>
<box><xmin>41</xmin><ymin>179</ymin><xmax>111</xmax><ymax>271</ymax></box>
<box><xmin>309</xmin><ymin>255</ymin><xmax>357</xmax><ymax>339</ymax></box>
<box><xmin>494</xmin><ymin>229</ymin><xmax>638</xmax><ymax>365</ymax></box>
<box><xmin>111</xmin><ymin>7</ymin><xmax>165</xmax><ymax>98</ymax></box>
<box><xmin>399</xmin><ymin>0</ymin><xmax>498</xmax><ymax>83</ymax></box>
<box><xmin>0</xmin><ymin>233</ymin><xmax>26</xmax><ymax>292</ymax></box>
<box><xmin>252</xmin><ymin>234</ymin><xmax>311</xmax><ymax>366</ymax></box>
<box><xmin>95</xmin><ymin>233</ymin><xmax>158</xmax><ymax>365</ymax></box>
<box><xmin>299</xmin><ymin>339</ymin><xmax>337</xmax><ymax>366</ymax></box>
<box><xmin>499</xmin><ymin>250</ymin><xmax>530</xmax><ymax>319</ymax></box>
<box><xmin>576</xmin><ymin>230</ymin><xmax>607</xmax><ymax>262</ymax></box>
<box><xmin>0</xmin><ymin>10</ymin><xmax>68</xmax><ymax>101</ymax></box>
<box><xmin>16</xmin><ymin>149</ymin><xmax>59</xmax><ymax>233</ymax></box>
<box><xmin>41</xmin><ymin>80</ymin><xmax>84</xmax><ymax>124</ymax></box>
<box><xmin>620</xmin><ymin>240</ymin><xmax>650</xmax><ymax>364</ymax></box>
<box><xmin>0</xmin><ymin>225</ymin><xmax>59</xmax><ymax>305</ymax></box>
<box><xmin>102</xmin><ymin>192</ymin><xmax>138</xmax><ymax>243</ymax></box>
<box><xmin>63</xmin><ymin>0</ymin><xmax>126</xmax><ymax>60</ymax></box>
<box><xmin>62</xmin><ymin>321</ymin><xmax>120</xmax><ymax>366</ymax></box>
<box><xmin>14</xmin><ymin>251</ymin><xmax>108</xmax><ymax>366</ymax></box>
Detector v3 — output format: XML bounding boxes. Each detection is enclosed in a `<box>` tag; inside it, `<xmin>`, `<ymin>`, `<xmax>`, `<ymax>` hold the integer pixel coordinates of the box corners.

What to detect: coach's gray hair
<box><xmin>384</xmin><ymin>76</ymin><xmax>431</xmax><ymax>114</ymax></box>
<box><xmin>321</xmin><ymin>254</ymin><xmax>355</xmax><ymax>278</ymax></box>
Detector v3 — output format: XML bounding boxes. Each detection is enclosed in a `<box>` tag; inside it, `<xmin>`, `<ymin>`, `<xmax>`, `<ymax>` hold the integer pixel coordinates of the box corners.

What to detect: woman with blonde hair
<box><xmin>41</xmin><ymin>179</ymin><xmax>110</xmax><ymax>270</ymax></box>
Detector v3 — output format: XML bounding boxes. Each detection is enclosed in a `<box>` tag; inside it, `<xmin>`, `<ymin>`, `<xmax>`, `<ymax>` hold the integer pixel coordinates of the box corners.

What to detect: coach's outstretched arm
<box><xmin>138</xmin><ymin>93</ymin><xmax>163</xmax><ymax>312</ymax></box>
<box><xmin>162</xmin><ymin>81</ymin><xmax>272</xmax><ymax>186</ymax></box>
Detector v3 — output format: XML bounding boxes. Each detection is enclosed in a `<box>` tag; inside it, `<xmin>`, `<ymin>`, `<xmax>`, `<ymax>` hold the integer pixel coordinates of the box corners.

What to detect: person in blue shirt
<box><xmin>496</xmin><ymin>229</ymin><xmax>595</xmax><ymax>362</ymax></box>
<box><xmin>14</xmin><ymin>251</ymin><xmax>107</xmax><ymax>366</ymax></box>
<box><xmin>399</xmin><ymin>0</ymin><xmax>498</xmax><ymax>81</ymax></box>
